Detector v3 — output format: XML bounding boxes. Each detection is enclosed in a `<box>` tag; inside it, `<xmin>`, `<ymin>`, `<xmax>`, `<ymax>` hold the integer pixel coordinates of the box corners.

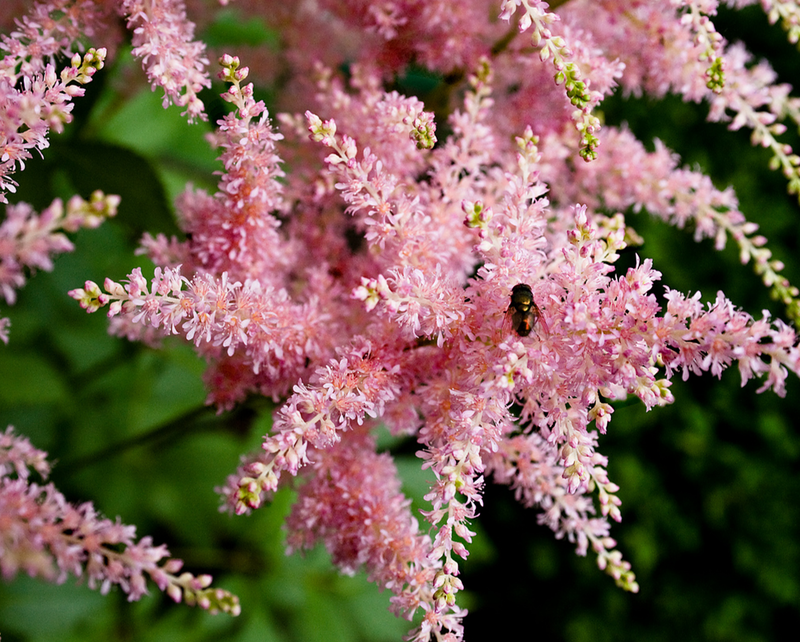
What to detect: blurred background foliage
<box><xmin>1</xmin><ymin>3</ymin><xmax>799</xmax><ymax>641</ymax></box>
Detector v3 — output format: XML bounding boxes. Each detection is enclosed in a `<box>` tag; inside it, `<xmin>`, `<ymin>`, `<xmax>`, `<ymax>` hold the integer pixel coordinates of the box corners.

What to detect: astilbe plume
<box><xmin>1</xmin><ymin>0</ymin><xmax>800</xmax><ymax>640</ymax></box>
<box><xmin>0</xmin><ymin>427</ymin><xmax>240</xmax><ymax>614</ymax></box>
<box><xmin>72</xmin><ymin>60</ymin><xmax>800</xmax><ymax>641</ymax></box>
<box><xmin>121</xmin><ymin>0</ymin><xmax>210</xmax><ymax>121</ymax></box>
<box><xmin>0</xmin><ymin>190</ymin><xmax>119</xmax><ymax>343</ymax></box>
<box><xmin>0</xmin><ymin>42</ymin><xmax>107</xmax><ymax>203</ymax></box>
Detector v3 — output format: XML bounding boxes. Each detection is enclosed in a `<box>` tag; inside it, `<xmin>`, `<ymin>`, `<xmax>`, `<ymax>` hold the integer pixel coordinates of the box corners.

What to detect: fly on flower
<box><xmin>506</xmin><ymin>283</ymin><xmax>542</xmax><ymax>337</ymax></box>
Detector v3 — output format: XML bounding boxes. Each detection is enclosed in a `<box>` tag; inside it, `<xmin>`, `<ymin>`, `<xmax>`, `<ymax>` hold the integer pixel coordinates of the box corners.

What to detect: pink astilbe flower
<box><xmin>0</xmin><ymin>45</ymin><xmax>107</xmax><ymax>202</ymax></box>
<box><xmin>500</xmin><ymin>0</ymin><xmax>603</xmax><ymax>160</ymax></box>
<box><xmin>0</xmin><ymin>0</ymin><xmax>113</xmax><ymax>202</ymax></box>
<box><xmin>707</xmin><ymin>40</ymin><xmax>800</xmax><ymax>196</ymax></box>
<box><xmin>0</xmin><ymin>191</ymin><xmax>119</xmax><ymax>342</ymax></box>
<box><xmin>759</xmin><ymin>0</ymin><xmax>800</xmax><ymax>44</ymax></box>
<box><xmin>657</xmin><ymin>289</ymin><xmax>799</xmax><ymax>396</ymax></box>
<box><xmin>315</xmin><ymin>0</ymin><xmax>501</xmax><ymax>72</ymax></box>
<box><xmin>539</xmin><ymin>125</ymin><xmax>800</xmax><ymax>320</ymax></box>
<box><xmin>0</xmin><ymin>0</ymin><xmax>110</xmax><ymax>78</ymax></box>
<box><xmin>284</xmin><ymin>424</ymin><xmax>464</xmax><ymax>638</ymax></box>
<box><xmin>485</xmin><ymin>430</ymin><xmax>635</xmax><ymax>589</ymax></box>
<box><xmin>69</xmin><ymin>48</ymin><xmax>800</xmax><ymax>638</ymax></box>
<box><xmin>71</xmin><ymin>265</ymin><xmax>333</xmax><ymax>405</ymax></box>
<box><xmin>0</xmin><ymin>191</ymin><xmax>119</xmax><ymax>306</ymax></box>
<box><xmin>1</xmin><ymin>0</ymin><xmax>209</xmax><ymax>130</ymax></box>
<box><xmin>0</xmin><ymin>0</ymin><xmax>782</xmax><ymax>639</ymax></box>
<box><xmin>171</xmin><ymin>55</ymin><xmax>287</xmax><ymax>281</ymax></box>
<box><xmin>121</xmin><ymin>0</ymin><xmax>210</xmax><ymax>121</ymax></box>
<box><xmin>0</xmin><ymin>426</ymin><xmax>240</xmax><ymax>614</ymax></box>
<box><xmin>354</xmin><ymin>264</ymin><xmax>468</xmax><ymax>346</ymax></box>
<box><xmin>555</xmin><ymin>2</ymin><xmax>800</xmax><ymax>198</ymax></box>
<box><xmin>296</xmin><ymin>61</ymin><xmax>439</xmax><ymax>177</ymax></box>
<box><xmin>218</xmin><ymin>339</ymin><xmax>404</xmax><ymax>513</ymax></box>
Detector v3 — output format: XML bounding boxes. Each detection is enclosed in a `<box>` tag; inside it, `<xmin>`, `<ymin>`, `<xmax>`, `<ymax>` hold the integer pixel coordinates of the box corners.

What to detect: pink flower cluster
<box><xmin>70</xmin><ymin>71</ymin><xmax>799</xmax><ymax>638</ymax></box>
<box><xmin>284</xmin><ymin>423</ymin><xmax>460</xmax><ymax>638</ymax></box>
<box><xmin>0</xmin><ymin>427</ymin><xmax>240</xmax><ymax>614</ymax></box>
<box><xmin>3</xmin><ymin>1</ymin><xmax>800</xmax><ymax>640</ymax></box>
<box><xmin>122</xmin><ymin>0</ymin><xmax>210</xmax><ymax>121</ymax></box>
<box><xmin>0</xmin><ymin>191</ymin><xmax>119</xmax><ymax>343</ymax></box>
<box><xmin>0</xmin><ymin>0</ymin><xmax>114</xmax><ymax>202</ymax></box>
